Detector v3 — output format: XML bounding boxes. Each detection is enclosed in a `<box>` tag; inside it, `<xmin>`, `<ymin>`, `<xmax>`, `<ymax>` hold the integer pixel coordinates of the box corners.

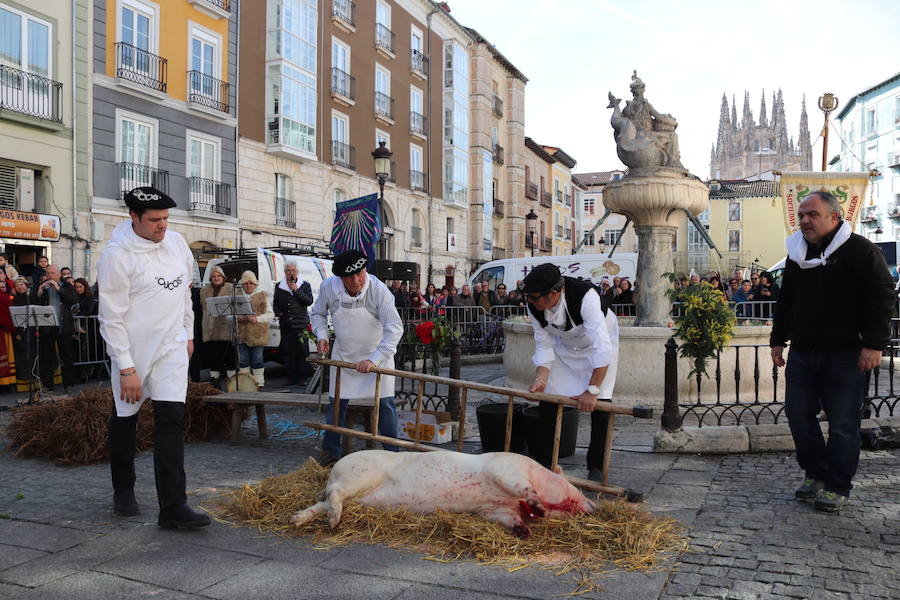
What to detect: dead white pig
<box><xmin>290</xmin><ymin>450</ymin><xmax>596</xmax><ymax>537</ymax></box>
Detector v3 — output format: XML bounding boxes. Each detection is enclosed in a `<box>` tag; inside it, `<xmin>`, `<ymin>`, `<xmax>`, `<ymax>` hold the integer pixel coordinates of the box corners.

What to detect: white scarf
<box><xmin>278</xmin><ymin>277</ymin><xmax>305</xmax><ymax>293</ymax></box>
<box><xmin>785</xmin><ymin>221</ymin><xmax>851</xmax><ymax>270</ymax></box>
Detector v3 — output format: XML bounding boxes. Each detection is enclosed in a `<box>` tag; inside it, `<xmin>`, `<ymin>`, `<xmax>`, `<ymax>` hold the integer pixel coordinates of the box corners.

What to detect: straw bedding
<box><xmin>217</xmin><ymin>458</ymin><xmax>688</xmax><ymax>595</ymax></box>
<box><xmin>6</xmin><ymin>382</ymin><xmax>238</xmax><ymax>464</ymax></box>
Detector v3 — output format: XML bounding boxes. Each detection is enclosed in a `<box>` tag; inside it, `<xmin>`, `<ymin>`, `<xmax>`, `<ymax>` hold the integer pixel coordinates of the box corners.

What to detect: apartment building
<box><xmin>0</xmin><ymin>0</ymin><xmax>92</xmax><ymax>277</ymax></box>
<box><xmin>522</xmin><ymin>137</ymin><xmax>553</xmax><ymax>255</ymax></box>
<box><xmin>541</xmin><ymin>145</ymin><xmax>577</xmax><ymax>255</ymax></box>
<box><xmin>572</xmin><ymin>170</ymin><xmax>632</xmax><ymax>255</ymax></box>
<box><xmin>90</xmin><ymin>0</ymin><xmax>239</xmax><ymax>264</ymax></box>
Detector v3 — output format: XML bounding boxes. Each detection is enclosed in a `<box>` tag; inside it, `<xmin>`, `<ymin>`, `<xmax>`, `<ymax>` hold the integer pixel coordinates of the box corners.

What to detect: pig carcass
<box><xmin>291</xmin><ymin>450</ymin><xmax>596</xmax><ymax>537</ymax></box>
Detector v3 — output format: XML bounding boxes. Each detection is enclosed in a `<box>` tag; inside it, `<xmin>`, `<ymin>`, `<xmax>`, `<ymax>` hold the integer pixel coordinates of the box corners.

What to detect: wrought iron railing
<box><xmin>492</xmin><ymin>143</ymin><xmax>504</xmax><ymax>165</ymax></box>
<box><xmin>375</xmin><ymin>23</ymin><xmax>395</xmax><ymax>54</ymax></box>
<box><xmin>115</xmin><ymin>42</ymin><xmax>167</xmax><ymax>92</ymax></box>
<box><xmin>275</xmin><ymin>196</ymin><xmax>295</xmax><ymax>228</ymax></box>
<box><xmin>332</xmin><ymin>0</ymin><xmax>355</xmax><ymax>27</ymax></box>
<box><xmin>411</xmin><ymin>49</ymin><xmax>428</xmax><ymax>75</ymax></box>
<box><xmin>0</xmin><ymin>65</ymin><xmax>63</xmax><ymax>122</ymax></box>
<box><xmin>72</xmin><ymin>315</ymin><xmax>110</xmax><ymax>378</ymax></box>
<box><xmin>188</xmin><ymin>177</ymin><xmax>233</xmax><ymax>215</ymax></box>
<box><xmin>541</xmin><ymin>191</ymin><xmax>552</xmax><ymax>207</ymax></box>
<box><xmin>199</xmin><ymin>0</ymin><xmax>230</xmax><ymax>11</ymax></box>
<box><xmin>492</xmin><ymin>94</ymin><xmax>503</xmax><ymax>118</ymax></box>
<box><xmin>410</xmin><ymin>169</ymin><xmax>427</xmax><ymax>193</ymax></box>
<box><xmin>187</xmin><ymin>70</ymin><xmax>229</xmax><ymax>112</ymax></box>
<box><xmin>541</xmin><ymin>237</ymin><xmax>552</xmax><ymax>251</ymax></box>
<box><xmin>410</xmin><ymin>110</ymin><xmax>426</xmax><ymax>136</ymax></box>
<box><xmin>374</xmin><ymin>91</ymin><xmax>394</xmax><ymax>120</ymax></box>
<box><xmin>331</xmin><ymin>140</ymin><xmax>355</xmax><ymax>170</ymax></box>
<box><xmin>331</xmin><ymin>67</ymin><xmax>355</xmax><ymax>100</ymax></box>
<box><xmin>117</xmin><ymin>162</ymin><xmax>169</xmax><ymax>199</ymax></box>
<box><xmin>525</xmin><ymin>181</ymin><xmax>538</xmax><ymax>200</ymax></box>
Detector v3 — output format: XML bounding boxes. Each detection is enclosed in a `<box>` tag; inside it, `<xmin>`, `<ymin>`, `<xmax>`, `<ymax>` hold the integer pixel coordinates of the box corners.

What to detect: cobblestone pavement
<box><xmin>0</xmin><ymin>363</ymin><xmax>898</xmax><ymax>599</ymax></box>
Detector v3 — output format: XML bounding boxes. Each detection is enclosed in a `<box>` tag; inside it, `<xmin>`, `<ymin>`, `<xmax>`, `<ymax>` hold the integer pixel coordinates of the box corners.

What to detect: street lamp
<box><xmin>372</xmin><ymin>141</ymin><xmax>393</xmax><ymax>200</ymax></box>
<box><xmin>817</xmin><ymin>93</ymin><xmax>839</xmax><ymax>172</ymax></box>
<box><xmin>525</xmin><ymin>208</ymin><xmax>538</xmax><ymax>257</ymax></box>
<box><xmin>598</xmin><ymin>238</ymin><xmax>607</xmax><ymax>255</ymax></box>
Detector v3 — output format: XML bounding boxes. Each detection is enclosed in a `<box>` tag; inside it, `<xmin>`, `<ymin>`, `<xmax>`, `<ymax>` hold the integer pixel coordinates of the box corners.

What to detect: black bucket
<box><xmin>476</xmin><ymin>402</ymin><xmax>528</xmax><ymax>452</ymax></box>
<box><xmin>522</xmin><ymin>405</ymin><xmax>580</xmax><ymax>464</ymax></box>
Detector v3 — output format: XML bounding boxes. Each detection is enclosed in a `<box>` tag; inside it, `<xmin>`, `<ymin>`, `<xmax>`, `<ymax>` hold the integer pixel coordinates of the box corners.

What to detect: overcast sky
<box><xmin>444</xmin><ymin>0</ymin><xmax>900</xmax><ymax>177</ymax></box>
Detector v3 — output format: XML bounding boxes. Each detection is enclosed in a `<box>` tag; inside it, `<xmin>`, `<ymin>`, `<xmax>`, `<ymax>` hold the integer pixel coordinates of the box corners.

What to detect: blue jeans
<box><xmin>785</xmin><ymin>349</ymin><xmax>865</xmax><ymax>497</ymax></box>
<box><xmin>322</xmin><ymin>396</ymin><xmax>399</xmax><ymax>459</ymax></box>
<box><xmin>237</xmin><ymin>344</ymin><xmax>264</xmax><ymax>369</ymax></box>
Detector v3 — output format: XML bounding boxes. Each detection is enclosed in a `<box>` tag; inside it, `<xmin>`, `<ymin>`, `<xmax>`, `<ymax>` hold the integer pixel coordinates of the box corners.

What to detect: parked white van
<box><xmin>468</xmin><ymin>253</ymin><xmax>639</xmax><ymax>291</ymax></box>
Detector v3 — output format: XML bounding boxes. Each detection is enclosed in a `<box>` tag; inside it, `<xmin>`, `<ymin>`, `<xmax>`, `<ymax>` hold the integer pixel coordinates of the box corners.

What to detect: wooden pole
<box><xmin>503</xmin><ymin>394</ymin><xmax>514</xmax><ymax>452</ymax></box>
<box><xmin>551</xmin><ymin>403</ymin><xmax>563</xmax><ymax>471</ymax></box>
<box><xmin>332</xmin><ymin>366</ymin><xmax>342</xmax><ymax>428</ymax></box>
<box><xmin>414</xmin><ymin>379</ymin><xmax>425</xmax><ymax>448</ymax></box>
<box><xmin>456</xmin><ymin>387</ymin><xmax>468</xmax><ymax>453</ymax></box>
<box><xmin>371</xmin><ymin>373</ymin><xmax>382</xmax><ymax>438</ymax></box>
<box><xmin>601</xmin><ymin>412</ymin><xmax>615</xmax><ymax>486</ymax></box>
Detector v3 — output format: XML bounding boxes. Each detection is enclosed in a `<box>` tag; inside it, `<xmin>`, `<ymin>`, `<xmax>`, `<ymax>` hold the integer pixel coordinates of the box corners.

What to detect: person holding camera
<box><xmin>273</xmin><ymin>260</ymin><xmax>313</xmax><ymax>387</ymax></box>
<box><xmin>31</xmin><ymin>264</ymin><xmax>78</xmax><ymax>392</ymax></box>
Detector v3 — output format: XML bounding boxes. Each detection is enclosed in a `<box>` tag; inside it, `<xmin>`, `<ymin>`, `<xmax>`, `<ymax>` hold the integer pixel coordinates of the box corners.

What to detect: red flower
<box><xmin>415</xmin><ymin>321</ymin><xmax>435</xmax><ymax>345</ymax></box>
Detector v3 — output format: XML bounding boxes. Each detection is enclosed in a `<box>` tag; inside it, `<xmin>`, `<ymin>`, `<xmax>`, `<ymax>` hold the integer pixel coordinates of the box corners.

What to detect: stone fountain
<box><xmin>604</xmin><ymin>70</ymin><xmax>707</xmax><ymax>326</ymax></box>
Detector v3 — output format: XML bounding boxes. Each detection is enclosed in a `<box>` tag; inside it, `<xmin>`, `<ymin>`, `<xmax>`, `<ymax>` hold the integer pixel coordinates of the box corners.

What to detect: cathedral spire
<box><xmin>759</xmin><ymin>89</ymin><xmax>768</xmax><ymax>128</ymax></box>
<box><xmin>716</xmin><ymin>93</ymin><xmax>731</xmax><ymax>152</ymax></box>
<box><xmin>798</xmin><ymin>94</ymin><xmax>812</xmax><ymax>169</ymax></box>
<box><xmin>731</xmin><ymin>94</ymin><xmax>738</xmax><ymax>130</ymax></box>
<box><xmin>774</xmin><ymin>88</ymin><xmax>789</xmax><ymax>154</ymax></box>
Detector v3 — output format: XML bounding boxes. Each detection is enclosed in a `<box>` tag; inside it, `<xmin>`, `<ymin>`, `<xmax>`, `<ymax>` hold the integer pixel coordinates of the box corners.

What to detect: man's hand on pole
<box><xmin>771</xmin><ymin>346</ymin><xmax>785</xmax><ymax>368</ymax></box>
<box><xmin>317</xmin><ymin>338</ymin><xmax>330</xmax><ymax>356</ymax></box>
<box><xmin>355</xmin><ymin>359</ymin><xmax>375</xmax><ymax>373</ymax></box>
<box><xmin>572</xmin><ymin>390</ymin><xmax>597</xmax><ymax>412</ymax></box>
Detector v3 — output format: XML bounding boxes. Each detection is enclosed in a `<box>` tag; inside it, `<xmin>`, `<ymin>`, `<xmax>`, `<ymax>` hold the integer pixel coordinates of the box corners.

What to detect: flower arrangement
<box><xmin>665</xmin><ymin>274</ymin><xmax>736</xmax><ymax>379</ymax></box>
<box><xmin>407</xmin><ymin>316</ymin><xmax>459</xmax><ymax>374</ymax></box>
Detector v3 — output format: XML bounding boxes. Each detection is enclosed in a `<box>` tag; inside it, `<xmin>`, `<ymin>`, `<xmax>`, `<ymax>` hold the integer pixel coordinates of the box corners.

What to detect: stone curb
<box><xmin>653</xmin><ymin>416</ymin><xmax>900</xmax><ymax>453</ymax></box>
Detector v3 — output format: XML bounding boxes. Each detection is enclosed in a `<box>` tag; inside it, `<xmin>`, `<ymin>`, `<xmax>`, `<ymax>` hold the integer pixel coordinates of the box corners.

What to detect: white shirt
<box><xmin>532</xmin><ymin>288</ymin><xmax>611</xmax><ymax>370</ymax></box>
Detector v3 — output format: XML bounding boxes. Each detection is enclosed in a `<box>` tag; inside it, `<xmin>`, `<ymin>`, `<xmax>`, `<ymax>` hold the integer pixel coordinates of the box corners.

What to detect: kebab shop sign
<box><xmin>0</xmin><ymin>210</ymin><xmax>61</xmax><ymax>242</ymax></box>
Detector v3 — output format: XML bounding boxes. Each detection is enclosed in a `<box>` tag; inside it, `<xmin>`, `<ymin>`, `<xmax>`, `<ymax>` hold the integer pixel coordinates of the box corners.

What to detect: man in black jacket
<box><xmin>771</xmin><ymin>191</ymin><xmax>895</xmax><ymax>513</ymax></box>
<box><xmin>273</xmin><ymin>260</ymin><xmax>314</xmax><ymax>386</ymax></box>
<box><xmin>31</xmin><ymin>264</ymin><xmax>79</xmax><ymax>392</ymax></box>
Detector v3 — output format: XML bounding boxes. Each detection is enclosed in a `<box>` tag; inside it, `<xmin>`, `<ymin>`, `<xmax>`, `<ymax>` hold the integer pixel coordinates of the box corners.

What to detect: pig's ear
<box><xmin>552</xmin><ymin>465</ymin><xmax>564</xmax><ymax>475</ymax></box>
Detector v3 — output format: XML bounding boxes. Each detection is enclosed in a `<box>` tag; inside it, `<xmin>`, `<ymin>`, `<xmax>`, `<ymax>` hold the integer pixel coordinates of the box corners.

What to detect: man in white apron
<box><xmin>524</xmin><ymin>264</ymin><xmax>619</xmax><ymax>482</ymax></box>
<box><xmin>311</xmin><ymin>250</ymin><xmax>404</xmax><ymax>462</ymax></box>
<box><xmin>98</xmin><ymin>186</ymin><xmax>210</xmax><ymax>529</ymax></box>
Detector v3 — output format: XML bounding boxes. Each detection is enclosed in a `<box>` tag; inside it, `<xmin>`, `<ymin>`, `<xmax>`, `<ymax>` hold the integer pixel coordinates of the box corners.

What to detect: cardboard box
<box><xmin>397</xmin><ymin>410</ymin><xmax>453</xmax><ymax>445</ymax></box>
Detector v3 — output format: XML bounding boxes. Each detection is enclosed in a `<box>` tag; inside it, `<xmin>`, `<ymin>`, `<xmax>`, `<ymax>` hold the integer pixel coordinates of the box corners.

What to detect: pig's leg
<box><xmin>480</xmin><ymin>506</ymin><xmax>531</xmax><ymax>538</ymax></box>
<box><xmin>290</xmin><ymin>500</ymin><xmax>328</xmax><ymax>526</ymax></box>
<box><xmin>488</xmin><ymin>470</ymin><xmax>546</xmax><ymax>518</ymax></box>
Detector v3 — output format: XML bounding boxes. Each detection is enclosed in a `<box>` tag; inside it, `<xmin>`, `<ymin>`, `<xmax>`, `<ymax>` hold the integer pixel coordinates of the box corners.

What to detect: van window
<box><xmin>474</xmin><ymin>266</ymin><xmax>504</xmax><ymax>289</ymax></box>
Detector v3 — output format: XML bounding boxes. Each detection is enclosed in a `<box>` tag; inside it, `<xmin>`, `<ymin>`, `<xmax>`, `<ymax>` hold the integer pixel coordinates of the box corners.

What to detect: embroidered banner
<box><xmin>330</xmin><ymin>193</ymin><xmax>382</xmax><ymax>268</ymax></box>
<box><xmin>780</xmin><ymin>171</ymin><xmax>869</xmax><ymax>233</ymax></box>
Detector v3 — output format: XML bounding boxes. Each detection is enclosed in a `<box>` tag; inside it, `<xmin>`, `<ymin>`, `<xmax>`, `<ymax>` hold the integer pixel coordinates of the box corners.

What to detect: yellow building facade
<box><xmin>542</xmin><ymin>146</ymin><xmax>577</xmax><ymax>256</ymax></box>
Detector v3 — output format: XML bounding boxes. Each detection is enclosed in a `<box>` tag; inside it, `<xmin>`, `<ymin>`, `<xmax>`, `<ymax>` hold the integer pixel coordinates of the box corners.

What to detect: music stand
<box><xmin>10</xmin><ymin>305</ymin><xmax>59</xmax><ymax>404</ymax></box>
<box><xmin>206</xmin><ymin>294</ymin><xmax>254</xmax><ymax>390</ymax></box>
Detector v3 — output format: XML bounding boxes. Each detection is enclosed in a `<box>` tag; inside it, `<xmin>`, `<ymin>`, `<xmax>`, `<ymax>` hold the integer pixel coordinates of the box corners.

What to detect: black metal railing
<box><xmin>188</xmin><ymin>177</ymin><xmax>233</xmax><ymax>215</ymax></box>
<box><xmin>331</xmin><ymin>67</ymin><xmax>355</xmax><ymax>100</ymax></box>
<box><xmin>187</xmin><ymin>70</ymin><xmax>229</xmax><ymax>112</ymax></box>
<box><xmin>115</xmin><ymin>42</ymin><xmax>167</xmax><ymax>92</ymax></box>
<box><xmin>199</xmin><ymin>0</ymin><xmax>231</xmax><ymax>11</ymax></box>
<box><xmin>375</xmin><ymin>23</ymin><xmax>395</xmax><ymax>54</ymax></box>
<box><xmin>72</xmin><ymin>315</ymin><xmax>110</xmax><ymax>378</ymax></box>
<box><xmin>275</xmin><ymin>197</ymin><xmax>295</xmax><ymax>228</ymax></box>
<box><xmin>541</xmin><ymin>237</ymin><xmax>552</xmax><ymax>251</ymax></box>
<box><xmin>332</xmin><ymin>0</ymin><xmax>355</xmax><ymax>27</ymax></box>
<box><xmin>863</xmin><ymin>319</ymin><xmax>900</xmax><ymax>419</ymax></box>
<box><xmin>411</xmin><ymin>49</ymin><xmax>428</xmax><ymax>75</ymax></box>
<box><xmin>0</xmin><ymin>65</ymin><xmax>63</xmax><ymax>122</ymax></box>
<box><xmin>492</xmin><ymin>143</ymin><xmax>504</xmax><ymax>165</ymax></box>
<box><xmin>410</xmin><ymin>110</ymin><xmax>426</xmax><ymax>136</ymax></box>
<box><xmin>374</xmin><ymin>91</ymin><xmax>394</xmax><ymax>120</ymax></box>
<box><xmin>540</xmin><ymin>191</ymin><xmax>552</xmax><ymax>207</ymax></box>
<box><xmin>117</xmin><ymin>162</ymin><xmax>169</xmax><ymax>199</ymax></box>
<box><xmin>525</xmin><ymin>181</ymin><xmax>538</xmax><ymax>200</ymax></box>
<box><xmin>492</xmin><ymin>94</ymin><xmax>503</xmax><ymax>118</ymax></box>
<box><xmin>410</xmin><ymin>169</ymin><xmax>427</xmax><ymax>193</ymax></box>
<box><xmin>331</xmin><ymin>140</ymin><xmax>355</xmax><ymax>170</ymax></box>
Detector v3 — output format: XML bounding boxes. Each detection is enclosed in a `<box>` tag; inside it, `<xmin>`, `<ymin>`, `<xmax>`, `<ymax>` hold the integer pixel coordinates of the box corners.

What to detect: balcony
<box><xmin>331</xmin><ymin>140</ymin><xmax>355</xmax><ymax>170</ymax></box>
<box><xmin>860</xmin><ymin>210</ymin><xmax>880</xmax><ymax>223</ymax></box>
<box><xmin>266</xmin><ymin>118</ymin><xmax>315</xmax><ymax>162</ymax></box>
<box><xmin>411</xmin><ymin>49</ymin><xmax>428</xmax><ymax>79</ymax></box>
<box><xmin>375</xmin><ymin>23</ymin><xmax>395</xmax><ymax>58</ymax></box>
<box><xmin>410</xmin><ymin>110</ymin><xmax>426</xmax><ymax>138</ymax></box>
<box><xmin>275</xmin><ymin>197</ymin><xmax>296</xmax><ymax>228</ymax></box>
<box><xmin>410</xmin><ymin>169</ymin><xmax>427</xmax><ymax>193</ymax></box>
<box><xmin>331</xmin><ymin>67</ymin><xmax>355</xmax><ymax>106</ymax></box>
<box><xmin>331</xmin><ymin>0</ymin><xmax>356</xmax><ymax>33</ymax></box>
<box><xmin>492</xmin><ymin>246</ymin><xmax>506</xmax><ymax>260</ymax></box>
<box><xmin>493</xmin><ymin>199</ymin><xmax>504</xmax><ymax>217</ymax></box>
<box><xmin>0</xmin><ymin>65</ymin><xmax>63</xmax><ymax>124</ymax></box>
<box><xmin>540</xmin><ymin>191</ymin><xmax>552</xmax><ymax>207</ymax></box>
<box><xmin>374</xmin><ymin>91</ymin><xmax>394</xmax><ymax>124</ymax></box>
<box><xmin>541</xmin><ymin>237</ymin><xmax>552</xmax><ymax>252</ymax></box>
<box><xmin>187</xmin><ymin>0</ymin><xmax>231</xmax><ymax>19</ymax></box>
<box><xmin>525</xmin><ymin>181</ymin><xmax>538</xmax><ymax>201</ymax></box>
<box><xmin>411</xmin><ymin>225</ymin><xmax>422</xmax><ymax>247</ymax></box>
<box><xmin>889</xmin><ymin>153</ymin><xmax>900</xmax><ymax>169</ymax></box>
<box><xmin>115</xmin><ymin>42</ymin><xmax>167</xmax><ymax>93</ymax></box>
<box><xmin>117</xmin><ymin>162</ymin><xmax>169</xmax><ymax>199</ymax></box>
<box><xmin>492</xmin><ymin>94</ymin><xmax>503</xmax><ymax>118</ymax></box>
<box><xmin>889</xmin><ymin>204</ymin><xmax>900</xmax><ymax>219</ymax></box>
<box><xmin>492</xmin><ymin>143</ymin><xmax>504</xmax><ymax>166</ymax></box>
<box><xmin>188</xmin><ymin>177</ymin><xmax>234</xmax><ymax>216</ymax></box>
<box><xmin>187</xmin><ymin>70</ymin><xmax>229</xmax><ymax>114</ymax></box>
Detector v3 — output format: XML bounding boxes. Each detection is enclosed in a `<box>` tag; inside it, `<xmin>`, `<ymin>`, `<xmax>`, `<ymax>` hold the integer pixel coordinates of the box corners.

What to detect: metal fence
<box><xmin>611</xmin><ymin>301</ymin><xmax>776</xmax><ymax>322</ymax></box>
<box><xmin>72</xmin><ymin>316</ymin><xmax>110</xmax><ymax>378</ymax></box>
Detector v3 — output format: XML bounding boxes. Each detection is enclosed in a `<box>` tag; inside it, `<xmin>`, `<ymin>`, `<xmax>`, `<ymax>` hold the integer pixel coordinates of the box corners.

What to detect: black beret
<box><xmin>124</xmin><ymin>186</ymin><xmax>176</xmax><ymax>211</ymax></box>
<box><xmin>333</xmin><ymin>250</ymin><xmax>368</xmax><ymax>277</ymax></box>
<box><xmin>522</xmin><ymin>263</ymin><xmax>562</xmax><ymax>294</ymax></box>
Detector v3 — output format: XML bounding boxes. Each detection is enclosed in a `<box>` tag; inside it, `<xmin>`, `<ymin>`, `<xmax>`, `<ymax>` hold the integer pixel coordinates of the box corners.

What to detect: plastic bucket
<box><xmin>475</xmin><ymin>402</ymin><xmax>528</xmax><ymax>452</ymax></box>
<box><xmin>522</xmin><ymin>405</ymin><xmax>579</xmax><ymax>464</ymax></box>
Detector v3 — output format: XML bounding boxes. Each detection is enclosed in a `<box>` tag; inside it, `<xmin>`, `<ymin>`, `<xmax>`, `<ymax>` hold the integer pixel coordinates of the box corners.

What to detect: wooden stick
<box><xmin>456</xmin><ymin>387</ymin><xmax>468</xmax><ymax>453</ymax></box>
<box><xmin>565</xmin><ymin>474</ymin><xmax>626</xmax><ymax>496</ymax></box>
<box><xmin>503</xmin><ymin>394</ymin><xmax>514</xmax><ymax>452</ymax></box>
<box><xmin>229</xmin><ymin>403</ymin><xmax>241</xmax><ymax>444</ymax></box>
<box><xmin>309</xmin><ymin>357</ymin><xmax>645</xmax><ymax>417</ymax></box>
<box><xmin>371</xmin><ymin>373</ymin><xmax>382</xmax><ymax>437</ymax></box>
<box><xmin>255</xmin><ymin>404</ymin><xmax>268</xmax><ymax>439</ymax></box>
<box><xmin>306</xmin><ymin>422</ymin><xmax>435</xmax><ymax>452</ymax></box>
<box><xmin>551</xmin><ymin>403</ymin><xmax>563</xmax><ymax>471</ymax></box>
<box><xmin>601</xmin><ymin>412</ymin><xmax>616</xmax><ymax>486</ymax></box>
<box><xmin>332</xmin><ymin>367</ymin><xmax>342</xmax><ymax>428</ymax></box>
<box><xmin>414</xmin><ymin>379</ymin><xmax>425</xmax><ymax>448</ymax></box>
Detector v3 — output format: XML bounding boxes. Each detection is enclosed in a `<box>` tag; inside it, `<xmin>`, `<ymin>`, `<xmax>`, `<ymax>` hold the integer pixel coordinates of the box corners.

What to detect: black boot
<box><xmin>152</xmin><ymin>401</ymin><xmax>209</xmax><ymax>529</ymax></box>
<box><xmin>108</xmin><ymin>412</ymin><xmax>140</xmax><ymax>516</ymax></box>
<box><xmin>157</xmin><ymin>503</ymin><xmax>211</xmax><ymax>529</ymax></box>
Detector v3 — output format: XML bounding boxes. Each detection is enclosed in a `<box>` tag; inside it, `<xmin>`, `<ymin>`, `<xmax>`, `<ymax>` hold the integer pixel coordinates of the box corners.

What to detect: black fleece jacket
<box><xmin>769</xmin><ymin>231</ymin><xmax>895</xmax><ymax>351</ymax></box>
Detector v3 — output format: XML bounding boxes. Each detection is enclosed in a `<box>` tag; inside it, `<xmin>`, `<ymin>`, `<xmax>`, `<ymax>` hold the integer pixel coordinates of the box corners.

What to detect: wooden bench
<box><xmin>204</xmin><ymin>391</ymin><xmax>379</xmax><ymax>454</ymax></box>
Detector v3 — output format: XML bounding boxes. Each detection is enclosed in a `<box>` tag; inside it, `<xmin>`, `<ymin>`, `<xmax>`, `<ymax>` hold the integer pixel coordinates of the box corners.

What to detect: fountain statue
<box><xmin>602</xmin><ymin>71</ymin><xmax>708</xmax><ymax>326</ymax></box>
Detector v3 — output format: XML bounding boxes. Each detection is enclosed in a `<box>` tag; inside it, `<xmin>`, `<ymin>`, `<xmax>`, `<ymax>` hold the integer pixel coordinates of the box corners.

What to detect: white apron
<box><xmin>329</xmin><ymin>299</ymin><xmax>396</xmax><ymax>401</ymax></box>
<box><xmin>545</xmin><ymin>305</ymin><xmax>618</xmax><ymax>399</ymax></box>
<box><xmin>111</xmin><ymin>257</ymin><xmax>190</xmax><ymax>417</ymax></box>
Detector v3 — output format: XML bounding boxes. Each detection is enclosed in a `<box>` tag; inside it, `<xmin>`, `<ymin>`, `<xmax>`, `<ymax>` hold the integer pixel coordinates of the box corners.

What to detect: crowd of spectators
<box><xmin>671</xmin><ymin>269</ymin><xmax>780</xmax><ymax>319</ymax></box>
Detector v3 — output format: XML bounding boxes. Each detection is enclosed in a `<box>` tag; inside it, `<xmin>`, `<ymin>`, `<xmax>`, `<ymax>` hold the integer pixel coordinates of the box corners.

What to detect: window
<box><xmin>728</xmin><ymin>230</ymin><xmax>741</xmax><ymax>252</ymax></box>
<box><xmin>583</xmin><ymin>231</ymin><xmax>595</xmax><ymax>246</ymax></box>
<box><xmin>116</xmin><ymin>107</ymin><xmax>158</xmax><ymax>176</ymax></box>
<box><xmin>187</xmin><ymin>131</ymin><xmax>221</xmax><ymax>211</ymax></box>
<box><xmin>375</xmin><ymin>64</ymin><xmax>389</xmax><ymax>95</ymax></box>
<box><xmin>895</xmin><ymin>95</ymin><xmax>900</xmax><ymax>124</ymax></box>
<box><xmin>375</xmin><ymin>128</ymin><xmax>390</xmax><ymax>148</ymax></box>
<box><xmin>375</xmin><ymin>0</ymin><xmax>390</xmax><ymax>26</ymax></box>
<box><xmin>275</xmin><ymin>173</ymin><xmax>294</xmax><ymax>227</ymax></box>
<box><xmin>584</xmin><ymin>197</ymin><xmax>595</xmax><ymax>214</ymax></box>
<box><xmin>411</xmin><ymin>27</ymin><xmax>423</xmax><ymax>55</ymax></box>
<box><xmin>410</xmin><ymin>85</ymin><xmax>424</xmax><ymax>135</ymax></box>
<box><xmin>866</xmin><ymin>107</ymin><xmax>877</xmax><ymax>136</ymax></box>
<box><xmin>334</xmin><ymin>188</ymin><xmax>347</xmax><ymax>204</ymax></box>
<box><xmin>331</xmin><ymin>111</ymin><xmax>351</xmax><ymax>168</ymax></box>
<box><xmin>410</xmin><ymin>144</ymin><xmax>424</xmax><ymax>192</ymax></box>
<box><xmin>411</xmin><ymin>208</ymin><xmax>422</xmax><ymax>247</ymax></box>
<box><xmin>276</xmin><ymin>173</ymin><xmax>290</xmax><ymax>200</ymax></box>
<box><xmin>604</xmin><ymin>228</ymin><xmax>621</xmax><ymax>246</ymax></box>
<box><xmin>410</xmin><ymin>86</ymin><xmax>423</xmax><ymax>114</ymax></box>
<box><xmin>446</xmin><ymin>217</ymin><xmax>455</xmax><ymax>250</ymax></box>
<box><xmin>331</xmin><ymin>111</ymin><xmax>348</xmax><ymax>144</ymax></box>
<box><xmin>728</xmin><ymin>200</ymin><xmax>741</xmax><ymax>221</ymax></box>
<box><xmin>117</xmin><ymin>0</ymin><xmax>160</xmax><ymax>79</ymax></box>
<box><xmin>189</xmin><ymin>24</ymin><xmax>222</xmax><ymax>101</ymax></box>
<box><xmin>331</xmin><ymin>37</ymin><xmax>349</xmax><ymax>72</ymax></box>
<box><xmin>410</xmin><ymin>144</ymin><xmax>423</xmax><ymax>172</ymax></box>
<box><xmin>0</xmin><ymin>5</ymin><xmax>52</xmax><ymax>78</ymax></box>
